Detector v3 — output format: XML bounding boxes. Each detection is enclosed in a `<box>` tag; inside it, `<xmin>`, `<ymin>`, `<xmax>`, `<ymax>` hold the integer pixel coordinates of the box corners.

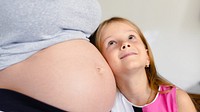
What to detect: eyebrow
<box><xmin>103</xmin><ymin>35</ymin><xmax>112</xmax><ymax>42</ymax></box>
<box><xmin>102</xmin><ymin>29</ymin><xmax>138</xmax><ymax>43</ymax></box>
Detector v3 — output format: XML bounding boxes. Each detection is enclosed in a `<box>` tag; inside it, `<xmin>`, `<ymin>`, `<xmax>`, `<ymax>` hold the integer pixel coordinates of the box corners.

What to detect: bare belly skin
<box><xmin>0</xmin><ymin>39</ymin><xmax>116</xmax><ymax>112</ymax></box>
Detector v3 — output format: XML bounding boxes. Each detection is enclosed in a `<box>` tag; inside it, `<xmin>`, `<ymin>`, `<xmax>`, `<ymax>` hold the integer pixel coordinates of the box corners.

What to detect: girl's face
<box><xmin>99</xmin><ymin>22</ymin><xmax>150</xmax><ymax>76</ymax></box>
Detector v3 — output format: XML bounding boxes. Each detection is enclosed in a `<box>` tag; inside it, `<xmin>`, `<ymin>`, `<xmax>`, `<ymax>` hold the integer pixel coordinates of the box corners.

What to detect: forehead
<box><xmin>100</xmin><ymin>21</ymin><xmax>138</xmax><ymax>39</ymax></box>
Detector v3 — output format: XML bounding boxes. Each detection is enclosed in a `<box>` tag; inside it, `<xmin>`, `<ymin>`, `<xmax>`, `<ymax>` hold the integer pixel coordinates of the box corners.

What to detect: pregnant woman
<box><xmin>0</xmin><ymin>0</ymin><xmax>116</xmax><ymax>112</ymax></box>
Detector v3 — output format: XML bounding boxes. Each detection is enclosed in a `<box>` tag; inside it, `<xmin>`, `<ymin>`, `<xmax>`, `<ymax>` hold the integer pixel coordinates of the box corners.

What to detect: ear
<box><xmin>145</xmin><ymin>49</ymin><xmax>150</xmax><ymax>67</ymax></box>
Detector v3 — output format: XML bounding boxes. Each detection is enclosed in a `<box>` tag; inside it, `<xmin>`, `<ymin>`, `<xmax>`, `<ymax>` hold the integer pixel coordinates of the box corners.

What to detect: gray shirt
<box><xmin>0</xmin><ymin>0</ymin><xmax>101</xmax><ymax>70</ymax></box>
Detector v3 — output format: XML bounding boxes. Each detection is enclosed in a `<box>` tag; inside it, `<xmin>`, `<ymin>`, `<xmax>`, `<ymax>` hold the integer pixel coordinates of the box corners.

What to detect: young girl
<box><xmin>89</xmin><ymin>17</ymin><xmax>196</xmax><ymax>112</ymax></box>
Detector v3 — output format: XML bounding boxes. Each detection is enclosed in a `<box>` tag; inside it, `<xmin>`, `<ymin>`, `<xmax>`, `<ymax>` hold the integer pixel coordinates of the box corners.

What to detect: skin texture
<box><xmin>95</xmin><ymin>19</ymin><xmax>196</xmax><ymax>111</ymax></box>
<box><xmin>0</xmin><ymin>40</ymin><xmax>116</xmax><ymax>112</ymax></box>
<box><xmin>176</xmin><ymin>89</ymin><xmax>197</xmax><ymax>112</ymax></box>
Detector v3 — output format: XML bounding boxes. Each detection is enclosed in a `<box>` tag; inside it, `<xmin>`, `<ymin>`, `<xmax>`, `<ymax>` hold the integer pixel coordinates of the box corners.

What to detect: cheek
<box><xmin>104</xmin><ymin>53</ymin><xmax>115</xmax><ymax>64</ymax></box>
<box><xmin>103</xmin><ymin>51</ymin><xmax>118</xmax><ymax>66</ymax></box>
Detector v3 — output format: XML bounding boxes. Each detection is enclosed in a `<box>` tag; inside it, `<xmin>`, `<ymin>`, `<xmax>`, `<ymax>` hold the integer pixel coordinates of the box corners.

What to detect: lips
<box><xmin>120</xmin><ymin>52</ymin><xmax>137</xmax><ymax>59</ymax></box>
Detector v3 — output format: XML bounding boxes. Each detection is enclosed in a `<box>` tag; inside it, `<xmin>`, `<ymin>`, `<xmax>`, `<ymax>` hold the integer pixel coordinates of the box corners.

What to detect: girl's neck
<box><xmin>116</xmin><ymin>69</ymin><xmax>154</xmax><ymax>106</ymax></box>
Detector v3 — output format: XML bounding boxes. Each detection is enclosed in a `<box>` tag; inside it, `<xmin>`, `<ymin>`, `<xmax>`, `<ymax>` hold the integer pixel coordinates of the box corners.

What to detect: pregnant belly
<box><xmin>0</xmin><ymin>40</ymin><xmax>116</xmax><ymax>112</ymax></box>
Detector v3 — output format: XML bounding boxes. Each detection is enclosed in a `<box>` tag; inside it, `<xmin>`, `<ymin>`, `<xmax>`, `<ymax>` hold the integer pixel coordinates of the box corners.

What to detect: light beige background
<box><xmin>99</xmin><ymin>0</ymin><xmax>200</xmax><ymax>93</ymax></box>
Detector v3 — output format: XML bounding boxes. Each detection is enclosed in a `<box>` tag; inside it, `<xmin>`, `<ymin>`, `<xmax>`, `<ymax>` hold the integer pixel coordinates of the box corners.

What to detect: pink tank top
<box><xmin>141</xmin><ymin>85</ymin><xmax>177</xmax><ymax>112</ymax></box>
<box><xmin>111</xmin><ymin>85</ymin><xmax>178</xmax><ymax>112</ymax></box>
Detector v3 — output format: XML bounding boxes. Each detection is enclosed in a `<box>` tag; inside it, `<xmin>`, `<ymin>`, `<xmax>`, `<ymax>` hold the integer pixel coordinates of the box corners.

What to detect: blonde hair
<box><xmin>90</xmin><ymin>17</ymin><xmax>173</xmax><ymax>92</ymax></box>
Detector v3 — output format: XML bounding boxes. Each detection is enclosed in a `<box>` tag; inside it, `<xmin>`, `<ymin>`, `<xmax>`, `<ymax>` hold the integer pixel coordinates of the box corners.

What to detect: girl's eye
<box><xmin>128</xmin><ymin>35</ymin><xmax>136</xmax><ymax>40</ymax></box>
<box><xmin>108</xmin><ymin>40</ymin><xmax>116</xmax><ymax>46</ymax></box>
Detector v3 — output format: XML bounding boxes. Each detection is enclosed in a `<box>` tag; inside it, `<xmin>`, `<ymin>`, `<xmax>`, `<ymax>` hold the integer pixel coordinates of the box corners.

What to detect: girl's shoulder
<box><xmin>176</xmin><ymin>88</ymin><xmax>197</xmax><ymax>112</ymax></box>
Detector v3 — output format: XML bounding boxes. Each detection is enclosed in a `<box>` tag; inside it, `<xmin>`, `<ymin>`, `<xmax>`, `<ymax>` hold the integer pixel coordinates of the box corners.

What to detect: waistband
<box><xmin>0</xmin><ymin>89</ymin><xmax>66</xmax><ymax>112</ymax></box>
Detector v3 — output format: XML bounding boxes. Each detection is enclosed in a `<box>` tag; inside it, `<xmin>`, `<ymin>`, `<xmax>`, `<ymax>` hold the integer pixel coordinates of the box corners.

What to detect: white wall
<box><xmin>99</xmin><ymin>0</ymin><xmax>200</xmax><ymax>93</ymax></box>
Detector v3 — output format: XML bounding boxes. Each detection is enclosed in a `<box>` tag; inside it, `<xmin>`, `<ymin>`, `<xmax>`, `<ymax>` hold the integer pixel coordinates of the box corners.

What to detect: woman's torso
<box><xmin>0</xmin><ymin>0</ymin><xmax>116</xmax><ymax>111</ymax></box>
<box><xmin>0</xmin><ymin>40</ymin><xmax>116</xmax><ymax>112</ymax></box>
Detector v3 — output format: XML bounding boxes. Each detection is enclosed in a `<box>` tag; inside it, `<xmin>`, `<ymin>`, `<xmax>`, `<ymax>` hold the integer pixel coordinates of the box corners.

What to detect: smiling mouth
<box><xmin>120</xmin><ymin>52</ymin><xmax>137</xmax><ymax>59</ymax></box>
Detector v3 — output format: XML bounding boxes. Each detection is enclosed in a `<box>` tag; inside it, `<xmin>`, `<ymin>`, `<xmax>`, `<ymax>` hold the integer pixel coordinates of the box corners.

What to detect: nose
<box><xmin>121</xmin><ymin>43</ymin><xmax>131</xmax><ymax>50</ymax></box>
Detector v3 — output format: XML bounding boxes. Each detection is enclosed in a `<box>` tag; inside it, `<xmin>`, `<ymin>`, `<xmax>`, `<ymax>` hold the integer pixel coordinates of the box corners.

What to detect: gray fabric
<box><xmin>0</xmin><ymin>0</ymin><xmax>102</xmax><ymax>70</ymax></box>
